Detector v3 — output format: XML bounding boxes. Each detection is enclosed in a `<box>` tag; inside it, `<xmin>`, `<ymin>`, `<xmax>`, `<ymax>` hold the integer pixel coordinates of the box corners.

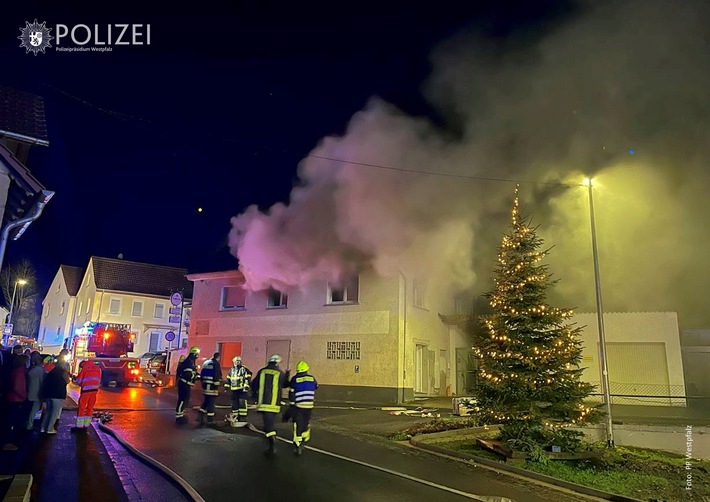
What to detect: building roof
<box><xmin>0</xmin><ymin>86</ymin><xmax>49</xmax><ymax>146</ymax></box>
<box><xmin>91</xmin><ymin>257</ymin><xmax>193</xmax><ymax>298</ymax></box>
<box><xmin>186</xmin><ymin>269</ymin><xmax>244</xmax><ymax>282</ymax></box>
<box><xmin>60</xmin><ymin>265</ymin><xmax>84</xmax><ymax>296</ymax></box>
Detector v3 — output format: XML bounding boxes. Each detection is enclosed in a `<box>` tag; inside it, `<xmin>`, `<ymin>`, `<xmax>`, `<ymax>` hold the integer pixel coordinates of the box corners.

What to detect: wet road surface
<box><xmin>77</xmin><ymin>384</ymin><xmax>587</xmax><ymax>502</ymax></box>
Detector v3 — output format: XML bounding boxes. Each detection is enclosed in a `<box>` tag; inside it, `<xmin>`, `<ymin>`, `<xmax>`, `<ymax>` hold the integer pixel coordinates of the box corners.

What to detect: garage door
<box><xmin>603</xmin><ymin>342</ymin><xmax>670</xmax><ymax>404</ymax></box>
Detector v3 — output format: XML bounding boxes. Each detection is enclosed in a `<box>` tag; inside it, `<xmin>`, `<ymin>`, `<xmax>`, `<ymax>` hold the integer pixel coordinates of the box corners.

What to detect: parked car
<box><xmin>148</xmin><ymin>353</ymin><xmax>167</xmax><ymax>376</ymax></box>
<box><xmin>139</xmin><ymin>352</ymin><xmax>158</xmax><ymax>369</ymax></box>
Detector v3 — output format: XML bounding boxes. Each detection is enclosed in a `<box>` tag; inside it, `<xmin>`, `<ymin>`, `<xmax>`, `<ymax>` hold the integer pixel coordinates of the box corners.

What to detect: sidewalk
<box><xmin>0</xmin><ymin>402</ymin><xmax>127</xmax><ymax>502</ymax></box>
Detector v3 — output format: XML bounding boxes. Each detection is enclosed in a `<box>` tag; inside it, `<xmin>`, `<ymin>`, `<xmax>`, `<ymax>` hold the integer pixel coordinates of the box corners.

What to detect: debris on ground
<box><xmin>93</xmin><ymin>411</ymin><xmax>113</xmax><ymax>424</ymax></box>
<box><xmin>388</xmin><ymin>407</ymin><xmax>441</xmax><ymax>418</ymax></box>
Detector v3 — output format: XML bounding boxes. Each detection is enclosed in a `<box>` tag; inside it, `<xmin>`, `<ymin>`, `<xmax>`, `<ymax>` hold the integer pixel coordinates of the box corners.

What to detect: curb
<box><xmin>95</xmin><ymin>422</ymin><xmax>206</xmax><ymax>502</ymax></box>
<box><xmin>1</xmin><ymin>475</ymin><xmax>31</xmax><ymax>502</ymax></box>
<box><xmin>409</xmin><ymin>436</ymin><xmax>644</xmax><ymax>502</ymax></box>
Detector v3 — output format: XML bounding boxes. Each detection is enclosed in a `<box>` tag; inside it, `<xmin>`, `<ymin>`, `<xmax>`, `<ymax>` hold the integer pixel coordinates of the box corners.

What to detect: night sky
<box><xmin>1</xmin><ymin>1</ymin><xmax>566</xmax><ymax>292</ymax></box>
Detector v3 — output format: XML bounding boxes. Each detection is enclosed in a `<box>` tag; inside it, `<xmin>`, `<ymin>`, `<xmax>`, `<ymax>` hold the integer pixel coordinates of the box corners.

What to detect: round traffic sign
<box><xmin>170</xmin><ymin>292</ymin><xmax>183</xmax><ymax>306</ymax></box>
<box><xmin>165</xmin><ymin>331</ymin><xmax>176</xmax><ymax>342</ymax></box>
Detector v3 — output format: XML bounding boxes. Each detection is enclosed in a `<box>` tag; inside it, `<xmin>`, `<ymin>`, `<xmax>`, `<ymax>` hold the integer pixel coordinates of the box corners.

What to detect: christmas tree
<box><xmin>473</xmin><ymin>186</ymin><xmax>600</xmax><ymax>454</ymax></box>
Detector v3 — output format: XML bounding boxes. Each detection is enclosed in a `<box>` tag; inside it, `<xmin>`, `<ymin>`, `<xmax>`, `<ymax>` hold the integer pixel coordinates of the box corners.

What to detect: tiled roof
<box><xmin>91</xmin><ymin>257</ymin><xmax>193</xmax><ymax>298</ymax></box>
<box><xmin>0</xmin><ymin>86</ymin><xmax>49</xmax><ymax>145</ymax></box>
<box><xmin>61</xmin><ymin>265</ymin><xmax>84</xmax><ymax>296</ymax></box>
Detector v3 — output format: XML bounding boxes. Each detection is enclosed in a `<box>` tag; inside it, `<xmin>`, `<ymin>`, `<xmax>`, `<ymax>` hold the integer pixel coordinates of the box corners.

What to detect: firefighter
<box><xmin>175</xmin><ymin>347</ymin><xmax>200</xmax><ymax>425</ymax></box>
<box><xmin>74</xmin><ymin>360</ymin><xmax>102</xmax><ymax>430</ymax></box>
<box><xmin>224</xmin><ymin>356</ymin><xmax>252</xmax><ymax>426</ymax></box>
<box><xmin>288</xmin><ymin>360</ymin><xmax>318</xmax><ymax>456</ymax></box>
<box><xmin>198</xmin><ymin>352</ymin><xmax>222</xmax><ymax>425</ymax></box>
<box><xmin>251</xmin><ymin>354</ymin><xmax>289</xmax><ymax>455</ymax></box>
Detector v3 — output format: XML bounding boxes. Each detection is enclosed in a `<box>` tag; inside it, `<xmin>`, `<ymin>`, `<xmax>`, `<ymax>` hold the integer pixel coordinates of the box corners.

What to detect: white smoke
<box><xmin>229</xmin><ymin>0</ymin><xmax>710</xmax><ymax>328</ymax></box>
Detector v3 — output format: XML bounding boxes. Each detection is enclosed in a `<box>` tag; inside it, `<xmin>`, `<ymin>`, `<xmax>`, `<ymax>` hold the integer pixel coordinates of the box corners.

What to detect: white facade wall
<box><xmin>574</xmin><ymin>312</ymin><xmax>685</xmax><ymax>405</ymax></box>
<box><xmin>38</xmin><ymin>268</ymin><xmax>78</xmax><ymax>349</ymax></box>
<box><xmin>188</xmin><ymin>270</ymin><xmax>456</xmax><ymax>403</ymax></box>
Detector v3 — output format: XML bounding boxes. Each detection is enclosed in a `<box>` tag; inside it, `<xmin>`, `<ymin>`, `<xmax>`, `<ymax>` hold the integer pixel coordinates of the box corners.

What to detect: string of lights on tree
<box><xmin>472</xmin><ymin>185</ymin><xmax>600</xmax><ymax>430</ymax></box>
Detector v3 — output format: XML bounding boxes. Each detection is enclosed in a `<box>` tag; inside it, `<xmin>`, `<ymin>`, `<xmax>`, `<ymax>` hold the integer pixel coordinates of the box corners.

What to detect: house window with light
<box><xmin>267</xmin><ymin>288</ymin><xmax>287</xmax><ymax>308</ymax></box>
<box><xmin>221</xmin><ymin>286</ymin><xmax>246</xmax><ymax>311</ymax></box>
<box><xmin>109</xmin><ymin>298</ymin><xmax>122</xmax><ymax>315</ymax></box>
<box><xmin>132</xmin><ymin>300</ymin><xmax>143</xmax><ymax>317</ymax></box>
<box><xmin>327</xmin><ymin>275</ymin><xmax>359</xmax><ymax>304</ymax></box>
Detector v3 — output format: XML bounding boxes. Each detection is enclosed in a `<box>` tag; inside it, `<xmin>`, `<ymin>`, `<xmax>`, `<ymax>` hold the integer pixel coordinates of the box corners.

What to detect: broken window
<box><xmin>327</xmin><ymin>275</ymin><xmax>359</xmax><ymax>304</ymax></box>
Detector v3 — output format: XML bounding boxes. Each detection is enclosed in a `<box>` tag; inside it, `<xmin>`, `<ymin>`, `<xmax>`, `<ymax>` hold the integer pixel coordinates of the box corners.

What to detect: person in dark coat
<box><xmin>2</xmin><ymin>354</ymin><xmax>29</xmax><ymax>450</ymax></box>
<box><xmin>25</xmin><ymin>351</ymin><xmax>45</xmax><ymax>430</ymax></box>
<box><xmin>40</xmin><ymin>364</ymin><xmax>69</xmax><ymax>434</ymax></box>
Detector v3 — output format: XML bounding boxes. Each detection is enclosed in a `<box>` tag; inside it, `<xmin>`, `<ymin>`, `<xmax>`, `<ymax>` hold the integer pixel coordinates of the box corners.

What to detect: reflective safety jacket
<box><xmin>76</xmin><ymin>363</ymin><xmax>102</xmax><ymax>392</ymax></box>
<box><xmin>225</xmin><ymin>365</ymin><xmax>252</xmax><ymax>392</ymax></box>
<box><xmin>200</xmin><ymin>358</ymin><xmax>222</xmax><ymax>396</ymax></box>
<box><xmin>178</xmin><ymin>355</ymin><xmax>199</xmax><ymax>386</ymax></box>
<box><xmin>251</xmin><ymin>363</ymin><xmax>288</xmax><ymax>413</ymax></box>
<box><xmin>289</xmin><ymin>372</ymin><xmax>318</xmax><ymax>409</ymax></box>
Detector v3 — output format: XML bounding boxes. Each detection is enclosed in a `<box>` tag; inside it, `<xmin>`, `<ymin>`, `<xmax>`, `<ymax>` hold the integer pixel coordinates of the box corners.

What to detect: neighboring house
<box><xmin>186</xmin><ymin>269</ymin><xmax>471</xmax><ymax>404</ymax></box>
<box><xmin>574</xmin><ymin>312</ymin><xmax>686</xmax><ymax>406</ymax></box>
<box><xmin>0</xmin><ymin>306</ymin><xmax>9</xmax><ymax>340</ymax></box>
<box><xmin>38</xmin><ymin>265</ymin><xmax>83</xmax><ymax>349</ymax></box>
<box><xmin>679</xmin><ymin>329</ymin><xmax>709</xmax><ymax>408</ymax></box>
<box><xmin>42</xmin><ymin>256</ymin><xmax>193</xmax><ymax>356</ymax></box>
<box><xmin>0</xmin><ymin>85</ymin><xmax>54</xmax><ymax>272</ymax></box>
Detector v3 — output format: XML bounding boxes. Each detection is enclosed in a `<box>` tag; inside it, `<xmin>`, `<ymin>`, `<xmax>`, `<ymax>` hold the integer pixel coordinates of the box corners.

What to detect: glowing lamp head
<box><xmin>103</xmin><ymin>332</ymin><xmax>110</xmax><ymax>340</ymax></box>
<box><xmin>582</xmin><ymin>178</ymin><xmax>591</xmax><ymax>186</ymax></box>
<box><xmin>17</xmin><ymin>279</ymin><xmax>27</xmax><ymax>286</ymax></box>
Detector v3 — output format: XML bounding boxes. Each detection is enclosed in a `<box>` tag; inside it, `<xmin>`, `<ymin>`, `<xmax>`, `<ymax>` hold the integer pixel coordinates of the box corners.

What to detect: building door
<box><xmin>439</xmin><ymin>349</ymin><xmax>449</xmax><ymax>396</ymax></box>
<box><xmin>265</xmin><ymin>339</ymin><xmax>291</xmax><ymax>370</ymax></box>
<box><xmin>219</xmin><ymin>342</ymin><xmax>243</xmax><ymax>368</ymax></box>
<box><xmin>415</xmin><ymin>344</ymin><xmax>429</xmax><ymax>394</ymax></box>
<box><xmin>149</xmin><ymin>332</ymin><xmax>160</xmax><ymax>352</ymax></box>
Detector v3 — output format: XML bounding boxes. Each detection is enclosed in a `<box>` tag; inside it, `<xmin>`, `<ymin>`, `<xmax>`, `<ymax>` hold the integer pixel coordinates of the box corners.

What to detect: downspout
<box><xmin>0</xmin><ymin>190</ymin><xmax>54</xmax><ymax>274</ymax></box>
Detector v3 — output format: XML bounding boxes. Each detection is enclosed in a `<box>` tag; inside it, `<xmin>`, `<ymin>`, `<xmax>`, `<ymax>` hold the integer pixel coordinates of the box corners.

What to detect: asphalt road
<box><xmin>70</xmin><ymin>383</ymin><xmax>589</xmax><ymax>502</ymax></box>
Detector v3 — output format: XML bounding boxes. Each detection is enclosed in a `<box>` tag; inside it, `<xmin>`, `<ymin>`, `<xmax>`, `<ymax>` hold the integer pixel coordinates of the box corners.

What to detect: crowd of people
<box><xmin>176</xmin><ymin>347</ymin><xmax>319</xmax><ymax>456</ymax></box>
<box><xmin>0</xmin><ymin>345</ymin><xmax>71</xmax><ymax>450</ymax></box>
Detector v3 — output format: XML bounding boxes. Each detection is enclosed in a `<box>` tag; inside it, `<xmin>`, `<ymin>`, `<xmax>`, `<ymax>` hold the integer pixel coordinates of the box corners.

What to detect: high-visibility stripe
<box><xmin>295</xmin><ymin>390</ymin><xmax>314</xmax><ymax>397</ymax></box>
<box><xmin>296</xmin><ymin>402</ymin><xmax>314</xmax><ymax>409</ymax></box>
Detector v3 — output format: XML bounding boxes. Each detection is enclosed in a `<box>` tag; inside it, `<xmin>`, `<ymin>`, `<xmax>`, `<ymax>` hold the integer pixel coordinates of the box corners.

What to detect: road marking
<box><xmin>247</xmin><ymin>423</ymin><xmax>513</xmax><ymax>502</ymax></box>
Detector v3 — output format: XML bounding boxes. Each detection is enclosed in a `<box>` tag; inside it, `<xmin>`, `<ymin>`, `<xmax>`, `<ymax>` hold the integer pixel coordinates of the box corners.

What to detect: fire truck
<box><xmin>69</xmin><ymin>322</ymin><xmax>141</xmax><ymax>387</ymax></box>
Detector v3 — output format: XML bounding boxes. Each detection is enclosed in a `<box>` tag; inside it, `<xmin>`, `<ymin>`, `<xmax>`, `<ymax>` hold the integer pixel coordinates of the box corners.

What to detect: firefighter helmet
<box><xmin>296</xmin><ymin>360</ymin><xmax>310</xmax><ymax>373</ymax></box>
<box><xmin>232</xmin><ymin>356</ymin><xmax>242</xmax><ymax>365</ymax></box>
<box><xmin>189</xmin><ymin>346</ymin><xmax>200</xmax><ymax>355</ymax></box>
<box><xmin>268</xmin><ymin>354</ymin><xmax>281</xmax><ymax>364</ymax></box>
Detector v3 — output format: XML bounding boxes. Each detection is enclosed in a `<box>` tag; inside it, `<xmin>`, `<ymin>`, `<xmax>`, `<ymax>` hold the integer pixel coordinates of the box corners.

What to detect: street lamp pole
<box><xmin>8</xmin><ymin>279</ymin><xmax>27</xmax><ymax>326</ymax></box>
<box><xmin>585</xmin><ymin>179</ymin><xmax>614</xmax><ymax>448</ymax></box>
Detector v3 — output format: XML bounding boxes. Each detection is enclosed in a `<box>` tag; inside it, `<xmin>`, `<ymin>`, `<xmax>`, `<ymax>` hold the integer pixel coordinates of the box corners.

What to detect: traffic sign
<box><xmin>165</xmin><ymin>331</ymin><xmax>176</xmax><ymax>342</ymax></box>
<box><xmin>168</xmin><ymin>315</ymin><xmax>180</xmax><ymax>323</ymax></box>
<box><xmin>3</xmin><ymin>323</ymin><xmax>13</xmax><ymax>335</ymax></box>
<box><xmin>169</xmin><ymin>307</ymin><xmax>182</xmax><ymax>315</ymax></box>
<box><xmin>170</xmin><ymin>292</ymin><xmax>183</xmax><ymax>306</ymax></box>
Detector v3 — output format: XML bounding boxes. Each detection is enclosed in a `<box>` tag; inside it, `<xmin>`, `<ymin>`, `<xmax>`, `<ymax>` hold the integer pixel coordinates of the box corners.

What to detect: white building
<box><xmin>38</xmin><ymin>265</ymin><xmax>83</xmax><ymax>349</ymax></box>
<box><xmin>40</xmin><ymin>257</ymin><xmax>192</xmax><ymax>356</ymax></box>
<box><xmin>187</xmin><ymin>269</ymin><xmax>472</xmax><ymax>404</ymax></box>
<box><xmin>574</xmin><ymin>312</ymin><xmax>686</xmax><ymax>406</ymax></box>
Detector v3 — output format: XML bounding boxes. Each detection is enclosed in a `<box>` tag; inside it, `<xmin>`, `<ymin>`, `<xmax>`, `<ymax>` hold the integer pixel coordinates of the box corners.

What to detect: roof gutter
<box><xmin>0</xmin><ymin>189</ymin><xmax>54</xmax><ymax>274</ymax></box>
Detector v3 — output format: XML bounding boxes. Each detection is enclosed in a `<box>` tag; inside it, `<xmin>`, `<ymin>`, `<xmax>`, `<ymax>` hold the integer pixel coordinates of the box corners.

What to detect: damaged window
<box><xmin>327</xmin><ymin>275</ymin><xmax>359</xmax><ymax>304</ymax></box>
<box><xmin>267</xmin><ymin>288</ymin><xmax>288</xmax><ymax>308</ymax></box>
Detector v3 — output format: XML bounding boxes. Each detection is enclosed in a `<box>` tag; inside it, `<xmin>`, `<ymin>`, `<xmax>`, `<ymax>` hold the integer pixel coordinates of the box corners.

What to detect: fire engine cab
<box><xmin>69</xmin><ymin>322</ymin><xmax>141</xmax><ymax>387</ymax></box>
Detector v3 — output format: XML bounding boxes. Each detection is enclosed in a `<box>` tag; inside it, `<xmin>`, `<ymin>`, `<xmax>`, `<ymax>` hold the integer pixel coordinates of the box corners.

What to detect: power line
<box><xmin>44</xmin><ymin>83</ymin><xmax>582</xmax><ymax>188</ymax></box>
<box><xmin>307</xmin><ymin>155</ymin><xmax>581</xmax><ymax>187</ymax></box>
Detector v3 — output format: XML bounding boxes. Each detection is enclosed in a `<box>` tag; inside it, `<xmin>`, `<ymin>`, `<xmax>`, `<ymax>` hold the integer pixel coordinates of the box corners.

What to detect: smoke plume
<box><xmin>229</xmin><ymin>0</ymin><xmax>710</xmax><ymax>328</ymax></box>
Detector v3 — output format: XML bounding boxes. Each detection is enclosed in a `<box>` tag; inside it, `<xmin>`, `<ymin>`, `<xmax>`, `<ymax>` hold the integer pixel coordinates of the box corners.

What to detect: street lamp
<box><xmin>583</xmin><ymin>178</ymin><xmax>614</xmax><ymax>448</ymax></box>
<box><xmin>8</xmin><ymin>278</ymin><xmax>28</xmax><ymax>326</ymax></box>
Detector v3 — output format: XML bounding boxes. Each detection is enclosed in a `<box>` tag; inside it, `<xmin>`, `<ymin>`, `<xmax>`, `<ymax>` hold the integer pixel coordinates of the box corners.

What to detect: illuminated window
<box><xmin>86</xmin><ymin>299</ymin><xmax>91</xmax><ymax>315</ymax></box>
<box><xmin>327</xmin><ymin>341</ymin><xmax>361</xmax><ymax>360</ymax></box>
<box><xmin>327</xmin><ymin>275</ymin><xmax>359</xmax><ymax>304</ymax></box>
<box><xmin>78</xmin><ymin>301</ymin><xmax>83</xmax><ymax>318</ymax></box>
<box><xmin>221</xmin><ymin>287</ymin><xmax>246</xmax><ymax>310</ymax></box>
<box><xmin>131</xmin><ymin>300</ymin><xmax>143</xmax><ymax>317</ymax></box>
<box><xmin>44</xmin><ymin>303</ymin><xmax>50</xmax><ymax>317</ymax></box>
<box><xmin>154</xmin><ymin>302</ymin><xmax>165</xmax><ymax>318</ymax></box>
<box><xmin>267</xmin><ymin>288</ymin><xmax>287</xmax><ymax>308</ymax></box>
<box><xmin>109</xmin><ymin>298</ymin><xmax>121</xmax><ymax>315</ymax></box>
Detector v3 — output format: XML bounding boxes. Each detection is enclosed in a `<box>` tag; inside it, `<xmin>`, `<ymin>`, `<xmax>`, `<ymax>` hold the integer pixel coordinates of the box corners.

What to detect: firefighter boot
<box><xmin>264</xmin><ymin>436</ymin><xmax>276</xmax><ymax>456</ymax></box>
<box><xmin>294</xmin><ymin>441</ymin><xmax>303</xmax><ymax>457</ymax></box>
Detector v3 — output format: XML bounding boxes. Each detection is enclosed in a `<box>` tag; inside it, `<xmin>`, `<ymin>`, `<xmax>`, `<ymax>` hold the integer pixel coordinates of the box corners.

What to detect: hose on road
<box><xmin>96</xmin><ymin>421</ymin><xmax>206</xmax><ymax>502</ymax></box>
